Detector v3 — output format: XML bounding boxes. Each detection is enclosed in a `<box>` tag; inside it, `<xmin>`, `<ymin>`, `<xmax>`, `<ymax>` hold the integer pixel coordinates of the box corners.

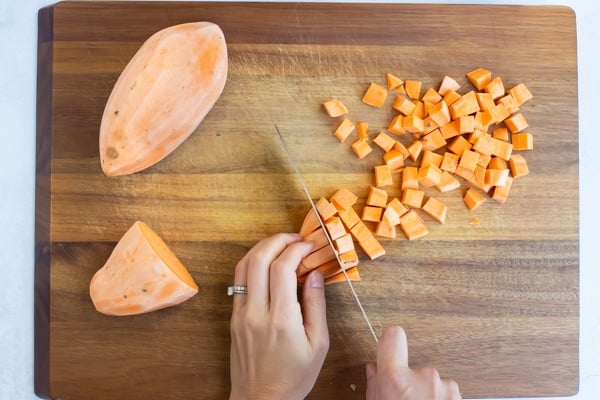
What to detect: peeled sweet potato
<box><xmin>89</xmin><ymin>221</ymin><xmax>198</xmax><ymax>316</ymax></box>
<box><xmin>99</xmin><ymin>22</ymin><xmax>228</xmax><ymax>176</ymax></box>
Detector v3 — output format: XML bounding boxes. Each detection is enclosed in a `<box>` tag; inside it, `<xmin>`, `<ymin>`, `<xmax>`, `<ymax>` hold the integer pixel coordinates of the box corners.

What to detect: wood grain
<box><xmin>35</xmin><ymin>2</ymin><xmax>578</xmax><ymax>399</ymax></box>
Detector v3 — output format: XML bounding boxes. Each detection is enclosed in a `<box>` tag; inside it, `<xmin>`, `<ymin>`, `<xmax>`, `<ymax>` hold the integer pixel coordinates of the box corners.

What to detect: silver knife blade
<box><xmin>275</xmin><ymin>125</ymin><xmax>378</xmax><ymax>344</ymax></box>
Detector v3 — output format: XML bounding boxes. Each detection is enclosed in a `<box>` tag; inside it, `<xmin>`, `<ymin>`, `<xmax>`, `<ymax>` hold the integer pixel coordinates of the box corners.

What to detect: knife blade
<box><xmin>275</xmin><ymin>125</ymin><xmax>378</xmax><ymax>344</ymax></box>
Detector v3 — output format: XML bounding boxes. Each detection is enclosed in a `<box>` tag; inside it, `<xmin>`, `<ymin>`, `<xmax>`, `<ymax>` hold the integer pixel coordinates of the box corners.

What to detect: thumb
<box><xmin>365</xmin><ymin>362</ymin><xmax>377</xmax><ymax>400</ymax></box>
<box><xmin>302</xmin><ymin>269</ymin><xmax>329</xmax><ymax>354</ymax></box>
<box><xmin>378</xmin><ymin>326</ymin><xmax>409</xmax><ymax>369</ymax></box>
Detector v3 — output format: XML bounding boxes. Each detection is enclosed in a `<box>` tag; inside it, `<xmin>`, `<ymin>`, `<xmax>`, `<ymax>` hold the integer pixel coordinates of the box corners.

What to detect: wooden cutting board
<box><xmin>35</xmin><ymin>2</ymin><xmax>579</xmax><ymax>399</ymax></box>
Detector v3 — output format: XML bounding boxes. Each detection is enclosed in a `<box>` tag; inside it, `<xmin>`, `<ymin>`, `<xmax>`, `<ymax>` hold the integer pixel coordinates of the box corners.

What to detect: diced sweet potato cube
<box><xmin>488</xmin><ymin>157</ymin><xmax>507</xmax><ymax>170</ymax></box>
<box><xmin>405</xmin><ymin>79</ymin><xmax>422</xmax><ymax>100</ymax></box>
<box><xmin>406</xmin><ymin>140</ymin><xmax>423</xmax><ymax>162</ymax></box>
<box><xmin>472</xmin><ymin>133</ymin><xmax>494</xmax><ymax>157</ymax></box>
<box><xmin>382</xmin><ymin>203</ymin><xmax>402</xmax><ymax>226</ymax></box>
<box><xmin>484</xmin><ymin>76</ymin><xmax>505</xmax><ymax>100</ymax></box>
<box><xmin>492</xmin><ymin>127</ymin><xmax>510</xmax><ymax>141</ymax></box>
<box><xmin>475</xmin><ymin>92</ymin><xmax>495</xmax><ymax>111</ymax></box>
<box><xmin>325</xmin><ymin>216</ymin><xmax>347</xmax><ymax>240</ymax></box>
<box><xmin>440</xmin><ymin>120</ymin><xmax>461</xmax><ymax>140</ymax></box>
<box><xmin>458</xmin><ymin>115</ymin><xmax>475</xmax><ymax>134</ymax></box>
<box><xmin>338</xmin><ymin>207</ymin><xmax>361</xmax><ymax>229</ymax></box>
<box><xmin>511</xmin><ymin>132</ymin><xmax>533</xmax><ymax>150</ymax></box>
<box><xmin>496</xmin><ymin>94</ymin><xmax>520</xmax><ymax>114</ymax></box>
<box><xmin>375</xmin><ymin>217</ymin><xmax>397</xmax><ymax>239</ymax></box>
<box><xmin>440</xmin><ymin>152</ymin><xmax>459</xmax><ymax>173</ymax></box>
<box><xmin>412</xmin><ymin>100</ymin><xmax>426</xmax><ymax>119</ymax></box>
<box><xmin>387</xmin><ymin>198</ymin><xmax>409</xmax><ymax>220</ymax></box>
<box><xmin>360</xmin><ymin>236</ymin><xmax>386</xmax><ymax>260</ymax></box>
<box><xmin>386</xmin><ymin>73</ymin><xmax>403</xmax><ymax>90</ymax></box>
<box><xmin>477</xmin><ymin>154</ymin><xmax>492</xmax><ymax>169</ymax></box>
<box><xmin>504</xmin><ymin>113</ymin><xmax>529</xmax><ymax>133</ymax></box>
<box><xmin>403</xmin><ymin>114</ymin><xmax>425</xmax><ymax>134</ymax></box>
<box><xmin>463</xmin><ymin>188</ymin><xmax>486</xmax><ymax>210</ymax></box>
<box><xmin>362</xmin><ymin>206</ymin><xmax>383</xmax><ymax>222</ymax></box>
<box><xmin>458</xmin><ymin>150</ymin><xmax>480</xmax><ymax>172</ymax></box>
<box><xmin>466</xmin><ymin>67</ymin><xmax>492</xmax><ymax>90</ymax></box>
<box><xmin>322</xmin><ymin>98</ymin><xmax>349</xmax><ymax>117</ymax></box>
<box><xmin>490</xmin><ymin>137</ymin><xmax>513</xmax><ymax>161</ymax></box>
<box><xmin>316</xmin><ymin>197</ymin><xmax>338</xmax><ymax>221</ymax></box>
<box><xmin>492</xmin><ymin>176</ymin><xmax>514</xmax><ymax>203</ymax></box>
<box><xmin>421</xmin><ymin>129</ymin><xmax>446</xmax><ymax>151</ymax></box>
<box><xmin>330</xmin><ymin>188</ymin><xmax>358</xmax><ymax>211</ymax></box>
<box><xmin>393</xmin><ymin>96</ymin><xmax>417</xmax><ymax>116</ymax></box>
<box><xmin>399</xmin><ymin>210</ymin><xmax>429</xmax><ymax>240</ymax></box>
<box><xmin>418</xmin><ymin>164</ymin><xmax>443</xmax><ymax>188</ymax></box>
<box><xmin>373</xmin><ymin>131</ymin><xmax>397</xmax><ymax>152</ymax></box>
<box><xmin>420</xmin><ymin>150</ymin><xmax>443</xmax><ymax>168</ymax></box>
<box><xmin>490</xmin><ymin>103</ymin><xmax>510</xmax><ymax>124</ymax></box>
<box><xmin>356</xmin><ymin>122</ymin><xmax>369</xmax><ymax>141</ymax></box>
<box><xmin>421</xmin><ymin>88</ymin><xmax>442</xmax><ymax>104</ymax></box>
<box><xmin>374</xmin><ymin>165</ymin><xmax>393</xmax><ymax>187</ymax></box>
<box><xmin>351</xmin><ymin>139</ymin><xmax>373</xmax><ymax>159</ymax></box>
<box><xmin>334</xmin><ymin>233</ymin><xmax>355</xmax><ymax>254</ymax></box>
<box><xmin>401</xmin><ymin>188</ymin><xmax>425</xmax><ymax>208</ymax></box>
<box><xmin>447</xmin><ymin>135</ymin><xmax>472</xmax><ymax>156</ymax></box>
<box><xmin>362</xmin><ymin>82</ymin><xmax>387</xmax><ymax>107</ymax></box>
<box><xmin>422</xmin><ymin>196</ymin><xmax>447</xmax><ymax>224</ymax></box>
<box><xmin>367</xmin><ymin>186</ymin><xmax>388</xmax><ymax>208</ymax></box>
<box><xmin>388</xmin><ymin>114</ymin><xmax>406</xmax><ymax>135</ymax></box>
<box><xmin>423</xmin><ymin>116</ymin><xmax>439</xmax><ymax>134</ymax></box>
<box><xmin>509</xmin><ymin>154</ymin><xmax>530</xmax><ymax>178</ymax></box>
<box><xmin>339</xmin><ymin>249</ymin><xmax>359</xmax><ymax>268</ymax></box>
<box><xmin>334</xmin><ymin>118</ymin><xmax>355</xmax><ymax>143</ymax></box>
<box><xmin>449</xmin><ymin>91</ymin><xmax>480</xmax><ymax>120</ymax></box>
<box><xmin>393</xmin><ymin>141</ymin><xmax>411</xmax><ymax>159</ymax></box>
<box><xmin>442</xmin><ymin>89</ymin><xmax>462</xmax><ymax>106</ymax></box>
<box><xmin>383</xmin><ymin>149</ymin><xmax>405</xmax><ymax>171</ymax></box>
<box><xmin>401</xmin><ymin>166</ymin><xmax>419</xmax><ymax>191</ymax></box>
<box><xmin>427</xmin><ymin>100</ymin><xmax>451</xmax><ymax>126</ymax></box>
<box><xmin>485</xmin><ymin>168</ymin><xmax>510</xmax><ymax>187</ymax></box>
<box><xmin>438</xmin><ymin>75</ymin><xmax>461</xmax><ymax>96</ymax></box>
<box><xmin>436</xmin><ymin>171</ymin><xmax>461</xmax><ymax>192</ymax></box>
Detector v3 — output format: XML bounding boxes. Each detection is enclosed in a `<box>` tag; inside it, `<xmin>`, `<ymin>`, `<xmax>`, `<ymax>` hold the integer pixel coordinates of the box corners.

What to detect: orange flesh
<box><xmin>89</xmin><ymin>221</ymin><xmax>198</xmax><ymax>316</ymax></box>
<box><xmin>100</xmin><ymin>22</ymin><xmax>228</xmax><ymax>176</ymax></box>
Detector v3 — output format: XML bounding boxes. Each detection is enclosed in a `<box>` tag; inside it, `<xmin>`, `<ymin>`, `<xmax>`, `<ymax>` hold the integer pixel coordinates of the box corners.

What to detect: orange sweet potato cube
<box><xmin>362</xmin><ymin>82</ymin><xmax>388</xmax><ymax>107</ymax></box>
<box><xmin>334</xmin><ymin>118</ymin><xmax>355</xmax><ymax>143</ymax></box>
<box><xmin>422</xmin><ymin>196</ymin><xmax>447</xmax><ymax>224</ymax></box>
<box><xmin>351</xmin><ymin>139</ymin><xmax>373</xmax><ymax>159</ymax></box>
<box><xmin>374</xmin><ymin>165</ymin><xmax>394</xmax><ymax>187</ymax></box>
<box><xmin>466</xmin><ymin>68</ymin><xmax>492</xmax><ymax>90</ymax></box>
<box><xmin>323</xmin><ymin>98</ymin><xmax>348</xmax><ymax>117</ymax></box>
<box><xmin>399</xmin><ymin>210</ymin><xmax>429</xmax><ymax>240</ymax></box>
<box><xmin>367</xmin><ymin>186</ymin><xmax>388</xmax><ymax>208</ymax></box>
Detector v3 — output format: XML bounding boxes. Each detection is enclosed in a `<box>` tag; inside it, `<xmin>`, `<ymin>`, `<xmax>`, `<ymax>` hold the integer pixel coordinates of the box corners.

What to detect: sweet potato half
<box><xmin>99</xmin><ymin>22</ymin><xmax>228</xmax><ymax>176</ymax></box>
<box><xmin>90</xmin><ymin>221</ymin><xmax>198</xmax><ymax>316</ymax></box>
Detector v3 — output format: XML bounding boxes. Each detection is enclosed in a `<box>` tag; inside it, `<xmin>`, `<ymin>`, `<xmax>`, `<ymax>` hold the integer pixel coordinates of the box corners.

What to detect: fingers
<box><xmin>269</xmin><ymin>240</ymin><xmax>315</xmax><ymax>312</ymax></box>
<box><xmin>378</xmin><ymin>326</ymin><xmax>409</xmax><ymax>370</ymax></box>
<box><xmin>300</xmin><ymin>269</ymin><xmax>329</xmax><ymax>354</ymax></box>
<box><xmin>245</xmin><ymin>233</ymin><xmax>304</xmax><ymax>310</ymax></box>
<box><xmin>365</xmin><ymin>362</ymin><xmax>377</xmax><ymax>400</ymax></box>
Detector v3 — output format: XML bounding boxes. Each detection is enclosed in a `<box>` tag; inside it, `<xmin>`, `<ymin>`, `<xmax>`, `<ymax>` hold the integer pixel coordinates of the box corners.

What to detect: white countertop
<box><xmin>1</xmin><ymin>0</ymin><xmax>597</xmax><ymax>399</ymax></box>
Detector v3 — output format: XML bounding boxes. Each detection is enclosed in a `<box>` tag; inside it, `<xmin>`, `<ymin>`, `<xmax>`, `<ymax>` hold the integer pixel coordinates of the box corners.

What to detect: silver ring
<box><xmin>227</xmin><ymin>285</ymin><xmax>248</xmax><ymax>296</ymax></box>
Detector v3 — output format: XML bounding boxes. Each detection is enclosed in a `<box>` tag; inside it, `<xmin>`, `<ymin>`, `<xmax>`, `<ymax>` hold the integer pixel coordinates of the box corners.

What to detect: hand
<box><xmin>366</xmin><ymin>326</ymin><xmax>462</xmax><ymax>400</ymax></box>
<box><xmin>229</xmin><ymin>233</ymin><xmax>330</xmax><ymax>400</ymax></box>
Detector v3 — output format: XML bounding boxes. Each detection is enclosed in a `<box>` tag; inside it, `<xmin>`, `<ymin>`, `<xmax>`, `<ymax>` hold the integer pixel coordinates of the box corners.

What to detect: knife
<box><xmin>275</xmin><ymin>125</ymin><xmax>378</xmax><ymax>344</ymax></box>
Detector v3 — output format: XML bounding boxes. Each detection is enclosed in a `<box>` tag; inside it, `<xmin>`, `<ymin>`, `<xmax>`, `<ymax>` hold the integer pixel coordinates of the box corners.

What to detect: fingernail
<box><xmin>308</xmin><ymin>270</ymin><xmax>324</xmax><ymax>288</ymax></box>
